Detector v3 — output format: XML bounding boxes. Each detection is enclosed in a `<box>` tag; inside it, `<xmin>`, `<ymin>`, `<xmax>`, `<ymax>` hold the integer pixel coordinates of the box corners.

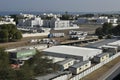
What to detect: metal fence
<box><xmin>70</xmin><ymin>52</ymin><xmax>120</xmax><ymax>80</ymax></box>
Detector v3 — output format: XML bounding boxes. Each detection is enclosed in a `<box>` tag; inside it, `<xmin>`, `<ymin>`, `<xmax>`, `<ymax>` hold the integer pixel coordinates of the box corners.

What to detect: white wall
<box><xmin>18</xmin><ymin>17</ymin><xmax>43</xmax><ymax>27</ymax></box>
<box><xmin>22</xmin><ymin>32</ymin><xmax>50</xmax><ymax>37</ymax></box>
<box><xmin>69</xmin><ymin>61</ymin><xmax>91</xmax><ymax>74</ymax></box>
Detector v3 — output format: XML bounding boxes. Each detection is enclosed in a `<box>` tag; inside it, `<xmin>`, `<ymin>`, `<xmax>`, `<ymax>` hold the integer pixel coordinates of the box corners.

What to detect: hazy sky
<box><xmin>0</xmin><ymin>0</ymin><xmax>119</xmax><ymax>12</ymax></box>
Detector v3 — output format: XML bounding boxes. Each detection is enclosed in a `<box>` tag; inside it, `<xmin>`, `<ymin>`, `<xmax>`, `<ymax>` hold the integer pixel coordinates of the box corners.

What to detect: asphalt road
<box><xmin>98</xmin><ymin>61</ymin><xmax>120</xmax><ymax>80</ymax></box>
<box><xmin>106</xmin><ymin>66</ymin><xmax>120</xmax><ymax>80</ymax></box>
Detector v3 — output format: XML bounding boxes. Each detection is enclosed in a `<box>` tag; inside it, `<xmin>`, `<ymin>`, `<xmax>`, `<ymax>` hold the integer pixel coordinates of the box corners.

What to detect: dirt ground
<box><xmin>0</xmin><ymin>36</ymin><xmax>46</xmax><ymax>49</ymax></box>
<box><xmin>50</xmin><ymin>24</ymin><xmax>101</xmax><ymax>34</ymax></box>
<box><xmin>0</xmin><ymin>24</ymin><xmax>101</xmax><ymax>49</ymax></box>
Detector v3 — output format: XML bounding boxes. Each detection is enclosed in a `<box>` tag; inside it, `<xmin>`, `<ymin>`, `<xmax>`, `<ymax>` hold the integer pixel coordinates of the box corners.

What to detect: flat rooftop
<box><xmin>100</xmin><ymin>45</ymin><xmax>118</xmax><ymax>49</ymax></box>
<box><xmin>35</xmin><ymin>71</ymin><xmax>71</xmax><ymax>80</ymax></box>
<box><xmin>85</xmin><ymin>39</ymin><xmax>117</xmax><ymax>48</ymax></box>
<box><xmin>56</xmin><ymin>58</ymin><xmax>74</xmax><ymax>65</ymax></box>
<box><xmin>43</xmin><ymin>45</ymin><xmax>102</xmax><ymax>60</ymax></box>
<box><xmin>108</xmin><ymin>40</ymin><xmax>120</xmax><ymax>46</ymax></box>
<box><xmin>70</xmin><ymin>60</ymin><xmax>90</xmax><ymax>68</ymax></box>
<box><xmin>96</xmin><ymin>53</ymin><xmax>109</xmax><ymax>58</ymax></box>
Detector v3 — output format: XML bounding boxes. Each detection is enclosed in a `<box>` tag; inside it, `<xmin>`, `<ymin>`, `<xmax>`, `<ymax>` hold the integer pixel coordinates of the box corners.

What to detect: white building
<box><xmin>70</xmin><ymin>35</ymin><xmax>86</xmax><ymax>40</ymax></box>
<box><xmin>43</xmin><ymin>17</ymin><xmax>79</xmax><ymax>30</ymax></box>
<box><xmin>107</xmin><ymin>40</ymin><xmax>120</xmax><ymax>51</ymax></box>
<box><xmin>43</xmin><ymin>45</ymin><xmax>102</xmax><ymax>61</ymax></box>
<box><xmin>35</xmin><ymin>71</ymin><xmax>72</xmax><ymax>80</ymax></box>
<box><xmin>18</xmin><ymin>17</ymin><xmax>43</xmax><ymax>28</ymax></box>
<box><xmin>42</xmin><ymin>13</ymin><xmax>62</xmax><ymax>18</ymax></box>
<box><xmin>56</xmin><ymin>58</ymin><xmax>75</xmax><ymax>71</ymax></box>
<box><xmin>20</xmin><ymin>13</ymin><xmax>35</xmax><ymax>19</ymax></box>
<box><xmin>96</xmin><ymin>16</ymin><xmax>108</xmax><ymax>24</ymax></box>
<box><xmin>94</xmin><ymin>53</ymin><xmax>109</xmax><ymax>63</ymax></box>
<box><xmin>101</xmin><ymin>45</ymin><xmax>118</xmax><ymax>54</ymax></box>
<box><xmin>0</xmin><ymin>16</ymin><xmax>16</xmax><ymax>25</ymax></box>
<box><xmin>69</xmin><ymin>60</ymin><xmax>91</xmax><ymax>74</ymax></box>
<box><xmin>69</xmin><ymin>30</ymin><xmax>84</xmax><ymax>35</ymax></box>
<box><xmin>69</xmin><ymin>30</ymin><xmax>87</xmax><ymax>40</ymax></box>
<box><xmin>96</xmin><ymin>17</ymin><xmax>118</xmax><ymax>25</ymax></box>
<box><xmin>77</xmin><ymin>16</ymin><xmax>118</xmax><ymax>25</ymax></box>
<box><xmin>48</xmin><ymin>33</ymin><xmax>65</xmax><ymax>38</ymax></box>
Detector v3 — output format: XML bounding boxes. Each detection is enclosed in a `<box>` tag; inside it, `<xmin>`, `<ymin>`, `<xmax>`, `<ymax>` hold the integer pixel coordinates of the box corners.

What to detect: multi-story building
<box><xmin>18</xmin><ymin>17</ymin><xmax>43</xmax><ymax>28</ymax></box>
<box><xmin>19</xmin><ymin>13</ymin><xmax>35</xmax><ymax>19</ymax></box>
<box><xmin>96</xmin><ymin>17</ymin><xmax>118</xmax><ymax>25</ymax></box>
<box><xmin>0</xmin><ymin>16</ymin><xmax>16</xmax><ymax>25</ymax></box>
<box><xmin>77</xmin><ymin>16</ymin><xmax>118</xmax><ymax>26</ymax></box>
<box><xmin>43</xmin><ymin>17</ymin><xmax>79</xmax><ymax>30</ymax></box>
<box><xmin>43</xmin><ymin>17</ymin><xmax>69</xmax><ymax>29</ymax></box>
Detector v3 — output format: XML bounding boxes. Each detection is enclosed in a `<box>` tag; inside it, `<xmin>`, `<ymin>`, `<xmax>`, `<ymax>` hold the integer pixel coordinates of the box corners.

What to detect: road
<box><xmin>85</xmin><ymin>39</ymin><xmax>117</xmax><ymax>48</ymax></box>
<box><xmin>106</xmin><ymin>66</ymin><xmax>120</xmax><ymax>80</ymax></box>
<box><xmin>98</xmin><ymin>60</ymin><xmax>120</xmax><ymax>80</ymax></box>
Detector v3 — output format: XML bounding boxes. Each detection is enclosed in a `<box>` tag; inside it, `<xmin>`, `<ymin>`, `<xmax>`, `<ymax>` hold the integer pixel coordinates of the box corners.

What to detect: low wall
<box><xmin>22</xmin><ymin>32</ymin><xmax>50</xmax><ymax>37</ymax></box>
<box><xmin>54</xmin><ymin>27</ymin><xmax>79</xmax><ymax>30</ymax></box>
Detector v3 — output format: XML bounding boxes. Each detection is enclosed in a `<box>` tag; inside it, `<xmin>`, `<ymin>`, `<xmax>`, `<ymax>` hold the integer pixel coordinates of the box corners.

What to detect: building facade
<box><xmin>0</xmin><ymin>16</ymin><xmax>16</xmax><ymax>25</ymax></box>
<box><xmin>18</xmin><ymin>17</ymin><xmax>43</xmax><ymax>28</ymax></box>
<box><xmin>43</xmin><ymin>17</ymin><xmax>79</xmax><ymax>30</ymax></box>
<box><xmin>94</xmin><ymin>53</ymin><xmax>109</xmax><ymax>63</ymax></box>
<box><xmin>69</xmin><ymin>60</ymin><xmax>91</xmax><ymax>74</ymax></box>
<box><xmin>56</xmin><ymin>59</ymin><xmax>75</xmax><ymax>71</ymax></box>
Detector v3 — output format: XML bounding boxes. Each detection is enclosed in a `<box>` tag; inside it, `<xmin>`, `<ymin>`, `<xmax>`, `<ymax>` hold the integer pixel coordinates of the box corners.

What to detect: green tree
<box><xmin>10</xmin><ymin>15</ymin><xmax>25</xmax><ymax>24</ymax></box>
<box><xmin>95</xmin><ymin>27</ymin><xmax>104</xmax><ymax>35</ymax></box>
<box><xmin>14</xmin><ymin>31</ymin><xmax>22</xmax><ymax>40</ymax></box>
<box><xmin>102</xmin><ymin>23</ymin><xmax>112</xmax><ymax>35</ymax></box>
<box><xmin>0</xmin><ymin>48</ymin><xmax>17</xmax><ymax>80</ymax></box>
<box><xmin>27</xmin><ymin>51</ymin><xmax>57</xmax><ymax>76</ymax></box>
<box><xmin>60</xmin><ymin>11</ymin><xmax>73</xmax><ymax>20</ymax></box>
<box><xmin>0</xmin><ymin>24</ymin><xmax>22</xmax><ymax>42</ymax></box>
<box><xmin>0</xmin><ymin>30</ymin><xmax>9</xmax><ymax>42</ymax></box>
<box><xmin>106</xmin><ymin>34</ymin><xmax>112</xmax><ymax>39</ymax></box>
<box><xmin>0</xmin><ymin>48</ymin><xmax>35</xmax><ymax>80</ymax></box>
<box><xmin>16</xmin><ymin>64</ymin><xmax>34</xmax><ymax>80</ymax></box>
<box><xmin>95</xmin><ymin>23</ymin><xmax>113</xmax><ymax>36</ymax></box>
<box><xmin>79</xmin><ymin>14</ymin><xmax>94</xmax><ymax>18</ymax></box>
<box><xmin>111</xmin><ymin>25</ymin><xmax>120</xmax><ymax>35</ymax></box>
<box><xmin>0</xmin><ymin>48</ymin><xmax>58</xmax><ymax>80</ymax></box>
<box><xmin>98</xmin><ymin>35</ymin><xmax>103</xmax><ymax>39</ymax></box>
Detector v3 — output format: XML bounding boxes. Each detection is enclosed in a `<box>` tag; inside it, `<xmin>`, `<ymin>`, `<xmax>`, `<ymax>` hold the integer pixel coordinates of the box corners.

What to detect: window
<box><xmin>102</xmin><ymin>57</ymin><xmax>104</xmax><ymax>59</ymax></box>
<box><xmin>106</xmin><ymin>55</ymin><xmax>109</xmax><ymax>57</ymax></box>
<box><xmin>68</xmin><ymin>63</ymin><xmax>71</xmax><ymax>65</ymax></box>
<box><xmin>79</xmin><ymin>68</ymin><xmax>81</xmax><ymax>70</ymax></box>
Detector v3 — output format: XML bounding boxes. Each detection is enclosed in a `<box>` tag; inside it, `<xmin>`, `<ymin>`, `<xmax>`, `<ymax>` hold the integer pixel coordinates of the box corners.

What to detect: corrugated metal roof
<box><xmin>70</xmin><ymin>60</ymin><xmax>90</xmax><ymax>68</ymax></box>
<box><xmin>35</xmin><ymin>71</ymin><xmax>71</xmax><ymax>80</ymax></box>
<box><xmin>56</xmin><ymin>58</ymin><xmax>74</xmax><ymax>65</ymax></box>
<box><xmin>43</xmin><ymin>45</ymin><xmax>102</xmax><ymax>60</ymax></box>
<box><xmin>96</xmin><ymin>53</ymin><xmax>109</xmax><ymax>58</ymax></box>
<box><xmin>101</xmin><ymin>45</ymin><xmax>118</xmax><ymax>49</ymax></box>
<box><xmin>108</xmin><ymin>40</ymin><xmax>120</xmax><ymax>46</ymax></box>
